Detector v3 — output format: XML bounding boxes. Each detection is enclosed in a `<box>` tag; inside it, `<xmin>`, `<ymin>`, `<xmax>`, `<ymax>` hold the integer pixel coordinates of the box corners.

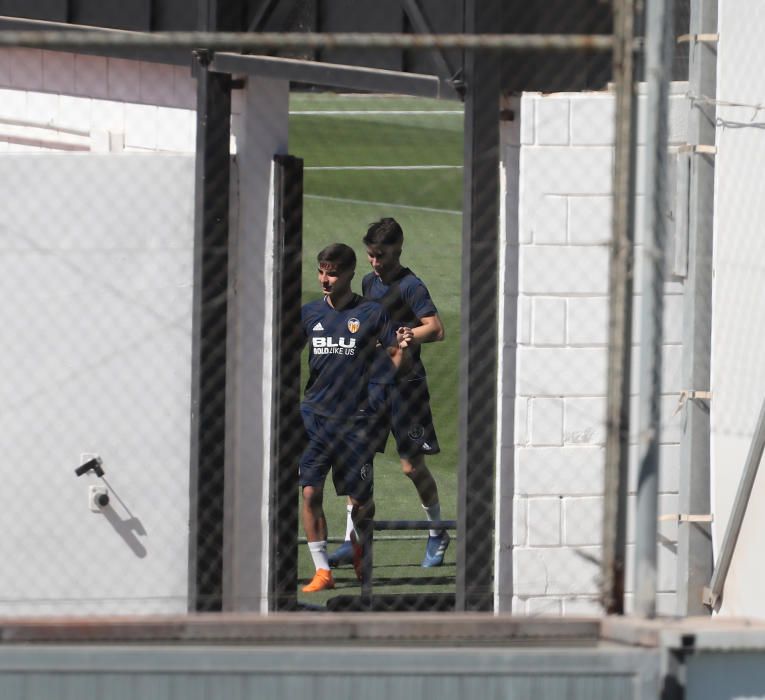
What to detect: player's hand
<box><xmin>397</xmin><ymin>326</ymin><xmax>414</xmax><ymax>348</ymax></box>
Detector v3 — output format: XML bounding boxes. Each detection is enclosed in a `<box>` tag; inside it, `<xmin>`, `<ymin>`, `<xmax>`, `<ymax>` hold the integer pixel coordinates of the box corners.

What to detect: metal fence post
<box><xmin>456</xmin><ymin>0</ymin><xmax>502</xmax><ymax>613</ymax></box>
<box><xmin>602</xmin><ymin>0</ymin><xmax>638</xmax><ymax>616</ymax></box>
<box><xmin>189</xmin><ymin>53</ymin><xmax>232</xmax><ymax>612</ymax></box>
<box><xmin>676</xmin><ymin>0</ymin><xmax>716</xmax><ymax>617</ymax></box>
<box><xmin>634</xmin><ymin>0</ymin><xmax>675</xmax><ymax>619</ymax></box>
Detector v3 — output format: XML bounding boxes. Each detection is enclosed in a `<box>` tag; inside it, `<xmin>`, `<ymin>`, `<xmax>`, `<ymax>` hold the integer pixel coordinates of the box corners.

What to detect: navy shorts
<box><xmin>368</xmin><ymin>379</ymin><xmax>440</xmax><ymax>459</ymax></box>
<box><xmin>299</xmin><ymin>408</ymin><xmax>374</xmax><ymax>502</ymax></box>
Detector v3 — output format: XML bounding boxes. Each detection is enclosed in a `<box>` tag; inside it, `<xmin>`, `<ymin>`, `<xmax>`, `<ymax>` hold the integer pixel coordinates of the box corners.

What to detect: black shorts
<box><xmin>368</xmin><ymin>379</ymin><xmax>440</xmax><ymax>459</ymax></box>
<box><xmin>298</xmin><ymin>408</ymin><xmax>374</xmax><ymax>501</ymax></box>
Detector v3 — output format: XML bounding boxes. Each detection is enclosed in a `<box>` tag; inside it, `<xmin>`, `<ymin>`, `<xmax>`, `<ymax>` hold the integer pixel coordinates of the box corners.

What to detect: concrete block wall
<box><xmin>0</xmin><ymin>49</ymin><xmax>198</xmax><ymax>153</ymax></box>
<box><xmin>501</xmin><ymin>87</ymin><xmax>689</xmax><ymax>616</ymax></box>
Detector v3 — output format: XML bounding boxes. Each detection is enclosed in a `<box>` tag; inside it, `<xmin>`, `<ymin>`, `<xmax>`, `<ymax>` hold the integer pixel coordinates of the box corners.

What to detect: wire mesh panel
<box><xmin>0</xmin><ymin>12</ymin><xmax>653</xmax><ymax>623</ymax></box>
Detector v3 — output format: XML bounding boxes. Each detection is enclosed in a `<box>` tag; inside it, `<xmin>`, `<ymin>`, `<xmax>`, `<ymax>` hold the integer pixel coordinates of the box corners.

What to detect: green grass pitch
<box><xmin>290</xmin><ymin>92</ymin><xmax>464</xmax><ymax>606</ymax></box>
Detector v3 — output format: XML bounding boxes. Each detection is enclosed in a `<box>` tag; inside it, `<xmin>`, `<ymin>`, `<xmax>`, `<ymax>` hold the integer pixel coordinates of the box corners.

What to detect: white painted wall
<box><xmin>0</xmin><ymin>50</ymin><xmax>199</xmax><ymax>615</ymax></box>
<box><xmin>710</xmin><ymin>2</ymin><xmax>765</xmax><ymax>618</ymax></box>
<box><xmin>0</xmin><ymin>49</ymin><xmax>286</xmax><ymax>614</ymax></box>
<box><xmin>0</xmin><ymin>153</ymin><xmax>195</xmax><ymax>615</ymax></box>
<box><xmin>499</xmin><ymin>87</ymin><xmax>689</xmax><ymax>615</ymax></box>
<box><xmin>0</xmin><ymin>49</ymin><xmax>197</xmax><ymax>154</ymax></box>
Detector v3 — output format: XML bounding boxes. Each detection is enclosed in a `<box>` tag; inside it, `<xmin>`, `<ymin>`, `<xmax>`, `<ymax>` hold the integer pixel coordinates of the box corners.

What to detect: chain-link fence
<box><xmin>5</xmin><ymin>0</ymin><xmax>759</xmax><ymax>627</ymax></box>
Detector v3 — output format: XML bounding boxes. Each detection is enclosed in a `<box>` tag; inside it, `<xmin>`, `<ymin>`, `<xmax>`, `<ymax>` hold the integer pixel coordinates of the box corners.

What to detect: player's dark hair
<box><xmin>363</xmin><ymin>217</ymin><xmax>404</xmax><ymax>246</ymax></box>
<box><xmin>317</xmin><ymin>243</ymin><xmax>356</xmax><ymax>272</ymax></box>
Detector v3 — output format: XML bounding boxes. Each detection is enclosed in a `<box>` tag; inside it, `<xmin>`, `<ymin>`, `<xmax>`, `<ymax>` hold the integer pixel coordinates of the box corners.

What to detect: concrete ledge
<box><xmin>601</xmin><ymin>615</ymin><xmax>765</xmax><ymax>650</ymax></box>
<box><xmin>5</xmin><ymin>613</ymin><xmax>765</xmax><ymax>653</ymax></box>
<box><xmin>0</xmin><ymin>613</ymin><xmax>602</xmax><ymax>646</ymax></box>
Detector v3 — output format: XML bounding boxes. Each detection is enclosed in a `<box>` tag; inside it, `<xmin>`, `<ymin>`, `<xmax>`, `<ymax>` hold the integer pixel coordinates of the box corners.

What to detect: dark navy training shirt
<box><xmin>362</xmin><ymin>268</ymin><xmax>438</xmax><ymax>384</ymax></box>
<box><xmin>301</xmin><ymin>294</ymin><xmax>398</xmax><ymax>418</ymax></box>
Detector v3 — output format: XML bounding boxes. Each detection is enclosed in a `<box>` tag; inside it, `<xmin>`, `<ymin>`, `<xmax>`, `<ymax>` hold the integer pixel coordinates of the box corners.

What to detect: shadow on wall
<box><xmin>100</xmin><ymin>479</ymin><xmax>148</xmax><ymax>558</ymax></box>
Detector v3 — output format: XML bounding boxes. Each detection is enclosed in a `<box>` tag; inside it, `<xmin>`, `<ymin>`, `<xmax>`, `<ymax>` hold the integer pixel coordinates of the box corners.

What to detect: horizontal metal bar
<box><xmin>0</xmin><ymin>16</ymin><xmax>191</xmax><ymax>65</ymax></box>
<box><xmin>0</xmin><ymin>115</ymin><xmax>90</xmax><ymax>136</ymax></box>
<box><xmin>374</xmin><ymin>520</ymin><xmax>456</xmax><ymax>531</ymax></box>
<box><xmin>211</xmin><ymin>52</ymin><xmax>448</xmax><ymax>99</ymax></box>
<box><xmin>0</xmin><ymin>26</ymin><xmax>614</xmax><ymax>52</ymax></box>
<box><xmin>0</xmin><ymin>133</ymin><xmax>89</xmax><ymax>150</ymax></box>
<box><xmin>299</xmin><ymin>534</ymin><xmax>452</xmax><ymax>544</ymax></box>
<box><xmin>297</xmin><ymin>520</ymin><xmax>457</xmax><ymax>545</ymax></box>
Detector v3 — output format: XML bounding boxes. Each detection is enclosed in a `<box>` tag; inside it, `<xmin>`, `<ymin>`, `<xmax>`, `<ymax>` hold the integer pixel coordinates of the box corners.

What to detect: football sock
<box><xmin>343</xmin><ymin>505</ymin><xmax>354</xmax><ymax>542</ymax></box>
<box><xmin>308</xmin><ymin>540</ymin><xmax>330</xmax><ymax>571</ymax></box>
<box><xmin>423</xmin><ymin>502</ymin><xmax>442</xmax><ymax>537</ymax></box>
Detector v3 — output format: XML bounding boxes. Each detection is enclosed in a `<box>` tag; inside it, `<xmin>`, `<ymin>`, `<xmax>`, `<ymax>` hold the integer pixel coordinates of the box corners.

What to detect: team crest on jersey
<box><xmin>408</xmin><ymin>424</ymin><xmax>425</xmax><ymax>440</ymax></box>
<box><xmin>347</xmin><ymin>317</ymin><xmax>360</xmax><ymax>333</ymax></box>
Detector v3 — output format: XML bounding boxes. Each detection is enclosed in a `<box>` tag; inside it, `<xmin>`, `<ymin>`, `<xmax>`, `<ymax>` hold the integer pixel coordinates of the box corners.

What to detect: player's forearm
<box><xmin>412</xmin><ymin>325</ymin><xmax>444</xmax><ymax>344</ymax></box>
<box><xmin>403</xmin><ymin>316</ymin><xmax>445</xmax><ymax>345</ymax></box>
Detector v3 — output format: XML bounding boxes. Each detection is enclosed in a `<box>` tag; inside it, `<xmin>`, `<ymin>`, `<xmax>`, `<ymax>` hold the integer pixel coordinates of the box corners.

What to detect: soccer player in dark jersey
<box><xmin>328</xmin><ymin>218</ymin><xmax>450</xmax><ymax>569</ymax></box>
<box><xmin>300</xmin><ymin>243</ymin><xmax>406</xmax><ymax>593</ymax></box>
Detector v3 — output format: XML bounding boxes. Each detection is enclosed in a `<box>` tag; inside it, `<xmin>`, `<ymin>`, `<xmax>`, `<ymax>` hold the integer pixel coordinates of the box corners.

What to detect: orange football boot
<box><xmin>302</xmin><ymin>568</ymin><xmax>335</xmax><ymax>592</ymax></box>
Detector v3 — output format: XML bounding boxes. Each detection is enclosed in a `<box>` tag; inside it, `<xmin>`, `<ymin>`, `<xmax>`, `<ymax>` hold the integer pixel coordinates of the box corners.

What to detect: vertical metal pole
<box><xmin>270</xmin><ymin>155</ymin><xmax>303</xmax><ymax>611</ymax></box>
<box><xmin>602</xmin><ymin>0</ymin><xmax>638</xmax><ymax>616</ymax></box>
<box><xmin>634</xmin><ymin>0</ymin><xmax>674</xmax><ymax>619</ymax></box>
<box><xmin>456</xmin><ymin>0</ymin><xmax>501</xmax><ymax>612</ymax></box>
<box><xmin>676</xmin><ymin>0</ymin><xmax>716</xmax><ymax>617</ymax></box>
<box><xmin>188</xmin><ymin>53</ymin><xmax>232</xmax><ymax>612</ymax></box>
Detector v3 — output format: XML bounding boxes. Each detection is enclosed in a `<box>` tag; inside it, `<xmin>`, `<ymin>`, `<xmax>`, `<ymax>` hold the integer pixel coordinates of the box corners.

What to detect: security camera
<box><xmin>75</xmin><ymin>457</ymin><xmax>104</xmax><ymax>478</ymax></box>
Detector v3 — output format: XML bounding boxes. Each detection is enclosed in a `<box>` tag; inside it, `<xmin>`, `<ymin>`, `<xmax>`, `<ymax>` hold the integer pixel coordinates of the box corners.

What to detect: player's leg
<box><xmin>301</xmin><ymin>483</ymin><xmax>327</xmax><ymax>542</ymax></box>
<box><xmin>299</xmin><ymin>412</ymin><xmax>335</xmax><ymax>592</ymax></box>
<box><xmin>392</xmin><ymin>380</ymin><xmax>450</xmax><ymax>567</ymax></box>
<box><xmin>333</xmin><ymin>419</ymin><xmax>376</xmax><ymax>582</ymax></box>
<box><xmin>401</xmin><ymin>453</ymin><xmax>439</xmax><ymax>507</ymax></box>
<box><xmin>350</xmin><ymin>497</ymin><xmax>376</xmax><ymax>533</ymax></box>
<box><xmin>400</xmin><ymin>453</ymin><xmax>450</xmax><ymax>567</ymax></box>
<box><xmin>300</xmin><ymin>483</ymin><xmax>335</xmax><ymax>592</ymax></box>
<box><xmin>327</xmin><ymin>500</ymin><xmax>355</xmax><ymax>567</ymax></box>
<box><xmin>349</xmin><ymin>496</ymin><xmax>376</xmax><ymax>582</ymax></box>
<box><xmin>329</xmin><ymin>384</ymin><xmax>388</xmax><ymax>568</ymax></box>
